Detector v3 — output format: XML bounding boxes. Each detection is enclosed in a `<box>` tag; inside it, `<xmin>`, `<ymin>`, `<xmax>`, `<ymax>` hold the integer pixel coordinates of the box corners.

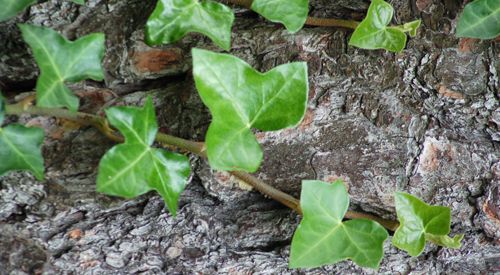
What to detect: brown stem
<box><xmin>305</xmin><ymin>17</ymin><xmax>359</xmax><ymax>29</ymax></box>
<box><xmin>345</xmin><ymin>211</ymin><xmax>399</xmax><ymax>231</ymax></box>
<box><xmin>225</xmin><ymin>0</ymin><xmax>251</xmax><ymax>8</ymax></box>
<box><xmin>4</xmin><ymin>103</ymin><xmax>399</xmax><ymax>231</ymax></box>
<box><xmin>156</xmin><ymin>132</ymin><xmax>205</xmax><ymax>157</ymax></box>
<box><xmin>225</xmin><ymin>0</ymin><xmax>359</xmax><ymax>29</ymax></box>
<box><xmin>5</xmin><ymin>103</ymin><xmax>123</xmax><ymax>143</ymax></box>
<box><xmin>231</xmin><ymin>171</ymin><xmax>302</xmax><ymax>213</ymax></box>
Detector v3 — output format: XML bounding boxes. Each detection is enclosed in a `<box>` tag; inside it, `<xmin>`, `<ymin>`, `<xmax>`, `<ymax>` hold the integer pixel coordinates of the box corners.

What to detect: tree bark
<box><xmin>0</xmin><ymin>0</ymin><xmax>498</xmax><ymax>273</ymax></box>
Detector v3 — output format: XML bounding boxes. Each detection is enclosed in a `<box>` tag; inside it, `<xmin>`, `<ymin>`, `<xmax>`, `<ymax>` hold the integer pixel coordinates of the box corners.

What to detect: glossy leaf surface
<box><xmin>192</xmin><ymin>48</ymin><xmax>308</xmax><ymax>172</ymax></box>
<box><xmin>349</xmin><ymin>0</ymin><xmax>420</xmax><ymax>52</ymax></box>
<box><xmin>19</xmin><ymin>24</ymin><xmax>105</xmax><ymax>111</ymax></box>
<box><xmin>456</xmin><ymin>0</ymin><xmax>500</xmax><ymax>39</ymax></box>
<box><xmin>290</xmin><ymin>180</ymin><xmax>388</xmax><ymax>269</ymax></box>
<box><xmin>251</xmin><ymin>0</ymin><xmax>308</xmax><ymax>33</ymax></box>
<box><xmin>392</xmin><ymin>192</ymin><xmax>463</xmax><ymax>256</ymax></box>
<box><xmin>145</xmin><ymin>0</ymin><xmax>234</xmax><ymax>50</ymax></box>
<box><xmin>0</xmin><ymin>124</ymin><xmax>45</xmax><ymax>181</ymax></box>
<box><xmin>0</xmin><ymin>0</ymin><xmax>36</xmax><ymax>22</ymax></box>
<box><xmin>97</xmin><ymin>97</ymin><xmax>190</xmax><ymax>216</ymax></box>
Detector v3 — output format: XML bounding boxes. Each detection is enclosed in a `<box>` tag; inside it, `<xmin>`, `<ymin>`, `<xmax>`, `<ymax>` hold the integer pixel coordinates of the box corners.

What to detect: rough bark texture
<box><xmin>0</xmin><ymin>0</ymin><xmax>499</xmax><ymax>274</ymax></box>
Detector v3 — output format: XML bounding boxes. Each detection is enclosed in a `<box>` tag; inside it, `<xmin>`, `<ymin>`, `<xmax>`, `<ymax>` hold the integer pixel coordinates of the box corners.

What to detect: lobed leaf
<box><xmin>348</xmin><ymin>0</ymin><xmax>420</xmax><ymax>52</ymax></box>
<box><xmin>289</xmin><ymin>180</ymin><xmax>388</xmax><ymax>269</ymax></box>
<box><xmin>251</xmin><ymin>0</ymin><xmax>308</xmax><ymax>33</ymax></box>
<box><xmin>192</xmin><ymin>48</ymin><xmax>308</xmax><ymax>172</ymax></box>
<box><xmin>0</xmin><ymin>0</ymin><xmax>36</xmax><ymax>22</ymax></box>
<box><xmin>456</xmin><ymin>0</ymin><xmax>500</xmax><ymax>39</ymax></box>
<box><xmin>145</xmin><ymin>0</ymin><xmax>234</xmax><ymax>50</ymax></box>
<box><xmin>96</xmin><ymin>97</ymin><xmax>190</xmax><ymax>216</ymax></box>
<box><xmin>19</xmin><ymin>24</ymin><xmax>105</xmax><ymax>111</ymax></box>
<box><xmin>392</xmin><ymin>192</ymin><xmax>463</xmax><ymax>256</ymax></box>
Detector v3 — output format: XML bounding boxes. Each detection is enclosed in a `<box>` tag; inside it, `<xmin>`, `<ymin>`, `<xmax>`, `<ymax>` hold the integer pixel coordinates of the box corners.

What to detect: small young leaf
<box><xmin>0</xmin><ymin>0</ymin><xmax>36</xmax><ymax>22</ymax></box>
<box><xmin>403</xmin><ymin>20</ymin><xmax>421</xmax><ymax>37</ymax></box>
<box><xmin>456</xmin><ymin>0</ymin><xmax>500</xmax><ymax>39</ymax></box>
<box><xmin>0</xmin><ymin>124</ymin><xmax>45</xmax><ymax>180</ymax></box>
<box><xmin>289</xmin><ymin>180</ymin><xmax>388</xmax><ymax>269</ymax></box>
<box><xmin>425</xmin><ymin>233</ymin><xmax>463</xmax><ymax>249</ymax></box>
<box><xmin>392</xmin><ymin>192</ymin><xmax>463</xmax><ymax>256</ymax></box>
<box><xmin>97</xmin><ymin>97</ymin><xmax>190</xmax><ymax>216</ymax></box>
<box><xmin>192</xmin><ymin>48</ymin><xmax>308</xmax><ymax>172</ymax></box>
<box><xmin>348</xmin><ymin>0</ymin><xmax>419</xmax><ymax>52</ymax></box>
<box><xmin>145</xmin><ymin>0</ymin><xmax>234</xmax><ymax>50</ymax></box>
<box><xmin>251</xmin><ymin>0</ymin><xmax>308</xmax><ymax>33</ymax></box>
<box><xmin>19</xmin><ymin>24</ymin><xmax>105</xmax><ymax>111</ymax></box>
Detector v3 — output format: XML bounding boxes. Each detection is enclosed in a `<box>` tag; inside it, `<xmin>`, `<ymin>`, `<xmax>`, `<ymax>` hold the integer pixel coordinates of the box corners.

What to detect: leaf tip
<box><xmin>221</xmin><ymin>42</ymin><xmax>231</xmax><ymax>52</ymax></box>
<box><xmin>167</xmin><ymin>205</ymin><xmax>177</xmax><ymax>218</ymax></box>
<box><xmin>34</xmin><ymin>172</ymin><xmax>45</xmax><ymax>181</ymax></box>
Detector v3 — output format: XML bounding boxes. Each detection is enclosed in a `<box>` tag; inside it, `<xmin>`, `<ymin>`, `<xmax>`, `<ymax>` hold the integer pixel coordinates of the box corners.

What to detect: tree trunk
<box><xmin>0</xmin><ymin>0</ymin><xmax>498</xmax><ymax>273</ymax></box>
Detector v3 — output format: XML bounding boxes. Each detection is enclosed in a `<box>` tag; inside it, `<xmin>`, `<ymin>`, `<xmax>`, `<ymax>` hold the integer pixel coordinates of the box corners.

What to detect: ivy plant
<box><xmin>145</xmin><ymin>0</ymin><xmax>235</xmax><ymax>50</ymax></box>
<box><xmin>456</xmin><ymin>0</ymin><xmax>500</xmax><ymax>39</ymax></box>
<box><xmin>392</xmin><ymin>192</ymin><xmax>463</xmax><ymax>256</ymax></box>
<box><xmin>144</xmin><ymin>0</ymin><xmax>421</xmax><ymax>52</ymax></box>
<box><xmin>192</xmin><ymin>48</ymin><xmax>308</xmax><ymax>172</ymax></box>
<box><xmin>290</xmin><ymin>180</ymin><xmax>388</xmax><ymax>269</ymax></box>
<box><xmin>97</xmin><ymin>97</ymin><xmax>191</xmax><ymax>216</ymax></box>
<box><xmin>251</xmin><ymin>0</ymin><xmax>309</xmax><ymax>33</ymax></box>
<box><xmin>349</xmin><ymin>0</ymin><xmax>421</xmax><ymax>52</ymax></box>
<box><xmin>19</xmin><ymin>24</ymin><xmax>105</xmax><ymax>111</ymax></box>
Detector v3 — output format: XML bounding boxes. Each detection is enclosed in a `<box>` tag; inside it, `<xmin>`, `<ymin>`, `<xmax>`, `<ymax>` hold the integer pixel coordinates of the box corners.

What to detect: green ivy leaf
<box><xmin>18</xmin><ymin>24</ymin><xmax>105</xmax><ymax>111</ymax></box>
<box><xmin>348</xmin><ymin>0</ymin><xmax>420</xmax><ymax>52</ymax></box>
<box><xmin>71</xmin><ymin>0</ymin><xmax>85</xmax><ymax>4</ymax></box>
<box><xmin>290</xmin><ymin>180</ymin><xmax>388</xmax><ymax>269</ymax></box>
<box><xmin>0</xmin><ymin>0</ymin><xmax>36</xmax><ymax>22</ymax></box>
<box><xmin>0</xmin><ymin>124</ymin><xmax>45</xmax><ymax>181</ymax></box>
<box><xmin>456</xmin><ymin>0</ymin><xmax>500</xmax><ymax>39</ymax></box>
<box><xmin>192</xmin><ymin>48</ymin><xmax>308</xmax><ymax>172</ymax></box>
<box><xmin>97</xmin><ymin>97</ymin><xmax>191</xmax><ymax>216</ymax></box>
<box><xmin>425</xmin><ymin>233</ymin><xmax>463</xmax><ymax>249</ymax></box>
<box><xmin>251</xmin><ymin>0</ymin><xmax>308</xmax><ymax>33</ymax></box>
<box><xmin>403</xmin><ymin>20</ymin><xmax>421</xmax><ymax>37</ymax></box>
<box><xmin>0</xmin><ymin>92</ymin><xmax>44</xmax><ymax>180</ymax></box>
<box><xmin>145</xmin><ymin>0</ymin><xmax>234</xmax><ymax>51</ymax></box>
<box><xmin>392</xmin><ymin>192</ymin><xmax>463</xmax><ymax>256</ymax></box>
